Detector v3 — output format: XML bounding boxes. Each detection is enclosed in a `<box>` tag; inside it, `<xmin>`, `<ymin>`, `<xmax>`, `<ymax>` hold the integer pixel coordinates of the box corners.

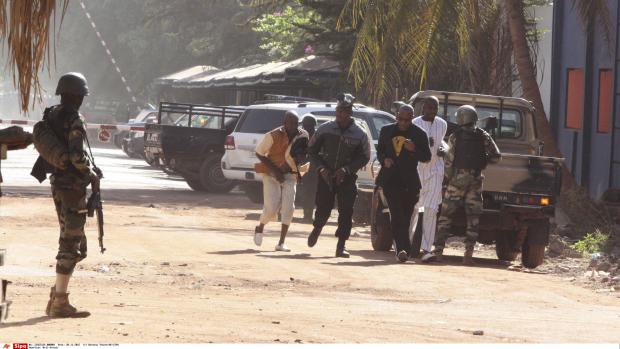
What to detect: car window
<box><xmin>435</xmin><ymin>104</ymin><xmax>523</xmax><ymax>138</ymax></box>
<box><xmin>369</xmin><ymin>114</ymin><xmax>394</xmax><ymax>138</ymax></box>
<box><xmin>237</xmin><ymin>109</ymin><xmax>288</xmax><ymax>133</ymax></box>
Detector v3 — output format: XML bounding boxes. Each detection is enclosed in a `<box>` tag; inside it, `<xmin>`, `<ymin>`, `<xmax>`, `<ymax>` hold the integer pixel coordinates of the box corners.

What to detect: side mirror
<box><xmin>479</xmin><ymin>116</ymin><xmax>498</xmax><ymax>131</ymax></box>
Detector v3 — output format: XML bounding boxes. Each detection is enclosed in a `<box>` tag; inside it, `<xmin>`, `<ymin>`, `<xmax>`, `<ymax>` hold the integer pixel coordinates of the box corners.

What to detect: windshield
<box><xmin>236</xmin><ymin>109</ymin><xmax>288</xmax><ymax>133</ymax></box>
<box><xmin>437</xmin><ymin>104</ymin><xmax>523</xmax><ymax>138</ymax></box>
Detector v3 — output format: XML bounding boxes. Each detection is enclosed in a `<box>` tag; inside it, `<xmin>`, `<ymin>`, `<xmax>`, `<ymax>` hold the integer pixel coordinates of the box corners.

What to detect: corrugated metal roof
<box><xmin>154</xmin><ymin>65</ymin><xmax>219</xmax><ymax>85</ymax></box>
<box><xmin>159</xmin><ymin>56</ymin><xmax>341</xmax><ymax>89</ymax></box>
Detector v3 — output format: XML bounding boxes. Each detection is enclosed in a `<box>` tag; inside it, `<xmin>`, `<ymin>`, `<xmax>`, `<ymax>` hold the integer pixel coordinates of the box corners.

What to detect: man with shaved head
<box><xmin>375</xmin><ymin>104</ymin><xmax>431</xmax><ymax>262</ymax></box>
<box><xmin>253</xmin><ymin>110</ymin><xmax>309</xmax><ymax>252</ymax></box>
<box><xmin>410</xmin><ymin>96</ymin><xmax>448</xmax><ymax>262</ymax></box>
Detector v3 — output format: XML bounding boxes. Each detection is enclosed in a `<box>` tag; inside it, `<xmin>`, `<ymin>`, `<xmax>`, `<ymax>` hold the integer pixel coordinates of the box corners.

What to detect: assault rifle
<box><xmin>87</xmin><ymin>166</ymin><xmax>105</xmax><ymax>254</ymax></box>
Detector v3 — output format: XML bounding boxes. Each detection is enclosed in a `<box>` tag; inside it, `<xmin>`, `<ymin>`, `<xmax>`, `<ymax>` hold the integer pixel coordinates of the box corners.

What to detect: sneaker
<box><xmin>421</xmin><ymin>251</ymin><xmax>437</xmax><ymax>263</ymax></box>
<box><xmin>335</xmin><ymin>248</ymin><xmax>350</xmax><ymax>258</ymax></box>
<box><xmin>275</xmin><ymin>243</ymin><xmax>291</xmax><ymax>252</ymax></box>
<box><xmin>397</xmin><ymin>250</ymin><xmax>408</xmax><ymax>263</ymax></box>
<box><xmin>254</xmin><ymin>226</ymin><xmax>263</xmax><ymax>246</ymax></box>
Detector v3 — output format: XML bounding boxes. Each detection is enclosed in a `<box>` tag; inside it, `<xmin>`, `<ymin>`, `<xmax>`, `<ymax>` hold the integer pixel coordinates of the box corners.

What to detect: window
<box><xmin>597</xmin><ymin>69</ymin><xmax>613</xmax><ymax>133</ymax></box>
<box><xmin>566</xmin><ymin>68</ymin><xmax>584</xmax><ymax>129</ymax></box>
<box><xmin>236</xmin><ymin>109</ymin><xmax>287</xmax><ymax>133</ymax></box>
<box><xmin>437</xmin><ymin>104</ymin><xmax>523</xmax><ymax>138</ymax></box>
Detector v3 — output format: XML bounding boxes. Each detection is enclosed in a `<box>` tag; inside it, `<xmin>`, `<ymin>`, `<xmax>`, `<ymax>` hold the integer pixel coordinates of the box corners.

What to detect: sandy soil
<box><xmin>1</xmin><ymin>191</ymin><xmax>619</xmax><ymax>343</ymax></box>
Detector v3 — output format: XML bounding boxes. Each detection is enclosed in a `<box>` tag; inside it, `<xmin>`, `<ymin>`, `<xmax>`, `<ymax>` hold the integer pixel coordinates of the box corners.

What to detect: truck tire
<box><xmin>186</xmin><ymin>178</ymin><xmax>206</xmax><ymax>191</ymax></box>
<box><xmin>242</xmin><ymin>182</ymin><xmax>264</xmax><ymax>204</ymax></box>
<box><xmin>353</xmin><ymin>191</ymin><xmax>372</xmax><ymax>225</ymax></box>
<box><xmin>200</xmin><ymin>154</ymin><xmax>236</xmax><ymax>193</ymax></box>
<box><xmin>495</xmin><ymin>230</ymin><xmax>519</xmax><ymax>261</ymax></box>
<box><xmin>521</xmin><ymin>236</ymin><xmax>546</xmax><ymax>268</ymax></box>
<box><xmin>370</xmin><ymin>188</ymin><xmax>393</xmax><ymax>251</ymax></box>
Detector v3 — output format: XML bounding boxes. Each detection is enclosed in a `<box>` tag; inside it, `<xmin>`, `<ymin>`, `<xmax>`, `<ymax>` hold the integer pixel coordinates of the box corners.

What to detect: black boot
<box><xmin>335</xmin><ymin>237</ymin><xmax>350</xmax><ymax>258</ymax></box>
<box><xmin>308</xmin><ymin>226</ymin><xmax>321</xmax><ymax>247</ymax></box>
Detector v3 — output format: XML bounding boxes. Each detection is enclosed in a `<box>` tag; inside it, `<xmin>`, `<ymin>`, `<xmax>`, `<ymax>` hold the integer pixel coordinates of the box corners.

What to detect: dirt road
<box><xmin>1</xmin><ymin>190</ymin><xmax>619</xmax><ymax>343</ymax></box>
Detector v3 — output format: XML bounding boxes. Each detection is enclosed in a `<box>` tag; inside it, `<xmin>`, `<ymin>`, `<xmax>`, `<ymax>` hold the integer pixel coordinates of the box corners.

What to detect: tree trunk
<box><xmin>505</xmin><ymin>0</ymin><xmax>576</xmax><ymax>189</ymax></box>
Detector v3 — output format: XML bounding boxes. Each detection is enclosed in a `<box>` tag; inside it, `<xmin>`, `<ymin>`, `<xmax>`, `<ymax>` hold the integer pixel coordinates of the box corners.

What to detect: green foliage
<box><xmin>571</xmin><ymin>230</ymin><xmax>609</xmax><ymax>256</ymax></box>
<box><xmin>252</xmin><ymin>3</ymin><xmax>318</xmax><ymax>59</ymax></box>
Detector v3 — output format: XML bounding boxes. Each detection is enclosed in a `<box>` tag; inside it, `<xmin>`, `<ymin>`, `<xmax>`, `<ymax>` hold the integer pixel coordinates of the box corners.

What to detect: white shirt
<box><xmin>413</xmin><ymin>115</ymin><xmax>447</xmax><ymax>178</ymax></box>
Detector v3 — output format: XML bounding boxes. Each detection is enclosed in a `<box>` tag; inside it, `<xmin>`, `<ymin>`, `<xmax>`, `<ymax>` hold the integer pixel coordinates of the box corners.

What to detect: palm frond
<box><xmin>571</xmin><ymin>0</ymin><xmax>612</xmax><ymax>50</ymax></box>
<box><xmin>0</xmin><ymin>0</ymin><xmax>68</xmax><ymax>112</ymax></box>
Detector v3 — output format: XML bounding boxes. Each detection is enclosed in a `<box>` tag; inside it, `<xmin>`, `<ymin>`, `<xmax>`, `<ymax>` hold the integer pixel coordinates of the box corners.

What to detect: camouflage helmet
<box><xmin>455</xmin><ymin>105</ymin><xmax>478</xmax><ymax>126</ymax></box>
<box><xmin>55</xmin><ymin>72</ymin><xmax>89</xmax><ymax>96</ymax></box>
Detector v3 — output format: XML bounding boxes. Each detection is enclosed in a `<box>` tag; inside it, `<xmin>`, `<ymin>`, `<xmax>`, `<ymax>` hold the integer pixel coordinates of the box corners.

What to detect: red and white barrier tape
<box><xmin>0</xmin><ymin>119</ymin><xmax>144</xmax><ymax>131</ymax></box>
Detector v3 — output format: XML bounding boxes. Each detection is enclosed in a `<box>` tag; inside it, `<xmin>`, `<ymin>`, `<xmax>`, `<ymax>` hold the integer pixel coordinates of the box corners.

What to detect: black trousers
<box><xmin>313</xmin><ymin>174</ymin><xmax>357</xmax><ymax>240</ymax></box>
<box><xmin>383</xmin><ymin>183</ymin><xmax>419</xmax><ymax>254</ymax></box>
<box><xmin>302</xmin><ymin>172</ymin><xmax>318</xmax><ymax>219</ymax></box>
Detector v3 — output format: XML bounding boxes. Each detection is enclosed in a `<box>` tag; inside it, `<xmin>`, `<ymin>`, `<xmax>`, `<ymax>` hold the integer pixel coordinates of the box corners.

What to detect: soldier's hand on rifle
<box><xmin>404</xmin><ymin>139</ymin><xmax>415</xmax><ymax>152</ymax></box>
<box><xmin>90</xmin><ymin>174</ymin><xmax>100</xmax><ymax>193</ymax></box>
<box><xmin>335</xmin><ymin>168</ymin><xmax>347</xmax><ymax>185</ymax></box>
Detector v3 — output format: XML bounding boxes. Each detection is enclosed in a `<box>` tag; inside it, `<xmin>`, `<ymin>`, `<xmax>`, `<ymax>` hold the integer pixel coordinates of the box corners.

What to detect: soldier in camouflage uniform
<box><xmin>44</xmin><ymin>73</ymin><xmax>99</xmax><ymax>317</ymax></box>
<box><xmin>432</xmin><ymin>105</ymin><xmax>501</xmax><ymax>265</ymax></box>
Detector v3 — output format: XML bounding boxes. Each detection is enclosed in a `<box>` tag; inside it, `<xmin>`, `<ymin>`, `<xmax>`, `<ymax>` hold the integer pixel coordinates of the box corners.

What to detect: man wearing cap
<box><xmin>300</xmin><ymin>114</ymin><xmax>318</xmax><ymax>222</ymax></box>
<box><xmin>307</xmin><ymin>93</ymin><xmax>371</xmax><ymax>258</ymax></box>
<box><xmin>410</xmin><ymin>96</ymin><xmax>448</xmax><ymax>262</ymax></box>
<box><xmin>34</xmin><ymin>72</ymin><xmax>100</xmax><ymax>317</ymax></box>
<box><xmin>375</xmin><ymin>104</ymin><xmax>431</xmax><ymax>262</ymax></box>
<box><xmin>253</xmin><ymin>111</ymin><xmax>309</xmax><ymax>252</ymax></box>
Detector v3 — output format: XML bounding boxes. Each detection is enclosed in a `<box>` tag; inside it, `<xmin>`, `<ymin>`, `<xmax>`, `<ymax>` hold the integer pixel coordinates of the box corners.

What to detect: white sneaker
<box><xmin>275</xmin><ymin>243</ymin><xmax>291</xmax><ymax>252</ymax></box>
<box><xmin>421</xmin><ymin>251</ymin><xmax>437</xmax><ymax>263</ymax></box>
<box><xmin>254</xmin><ymin>228</ymin><xmax>263</xmax><ymax>246</ymax></box>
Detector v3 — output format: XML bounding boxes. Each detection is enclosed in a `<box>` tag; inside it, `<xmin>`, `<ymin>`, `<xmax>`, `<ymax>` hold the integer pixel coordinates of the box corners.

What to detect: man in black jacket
<box><xmin>307</xmin><ymin>93</ymin><xmax>371</xmax><ymax>258</ymax></box>
<box><xmin>376</xmin><ymin>104</ymin><xmax>431</xmax><ymax>262</ymax></box>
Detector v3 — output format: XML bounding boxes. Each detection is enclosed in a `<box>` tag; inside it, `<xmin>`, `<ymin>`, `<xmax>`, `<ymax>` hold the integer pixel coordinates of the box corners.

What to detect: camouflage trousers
<box><xmin>51</xmin><ymin>184</ymin><xmax>88</xmax><ymax>275</ymax></box>
<box><xmin>435</xmin><ymin>170</ymin><xmax>484</xmax><ymax>251</ymax></box>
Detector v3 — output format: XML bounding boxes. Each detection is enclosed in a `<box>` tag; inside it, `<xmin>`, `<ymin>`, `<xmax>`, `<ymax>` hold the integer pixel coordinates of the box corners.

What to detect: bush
<box><xmin>571</xmin><ymin>229</ymin><xmax>609</xmax><ymax>257</ymax></box>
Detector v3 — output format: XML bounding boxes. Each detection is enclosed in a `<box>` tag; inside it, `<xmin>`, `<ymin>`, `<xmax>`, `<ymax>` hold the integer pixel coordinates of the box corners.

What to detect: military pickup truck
<box><xmin>144</xmin><ymin>102</ymin><xmax>245</xmax><ymax>192</ymax></box>
<box><xmin>370</xmin><ymin>91</ymin><xmax>563</xmax><ymax>268</ymax></box>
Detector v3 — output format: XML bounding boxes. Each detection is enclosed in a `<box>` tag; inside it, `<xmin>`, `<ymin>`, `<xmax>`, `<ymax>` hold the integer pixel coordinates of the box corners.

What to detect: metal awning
<box><xmin>157</xmin><ymin>56</ymin><xmax>341</xmax><ymax>89</ymax></box>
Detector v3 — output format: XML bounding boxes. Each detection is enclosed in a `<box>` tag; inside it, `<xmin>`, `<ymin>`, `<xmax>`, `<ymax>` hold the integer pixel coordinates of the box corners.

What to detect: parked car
<box><xmin>221</xmin><ymin>101</ymin><xmax>395</xmax><ymax>222</ymax></box>
<box><xmin>121</xmin><ymin>110</ymin><xmax>158</xmax><ymax>161</ymax></box>
<box><xmin>144</xmin><ymin>102</ymin><xmax>245</xmax><ymax>192</ymax></box>
<box><xmin>371</xmin><ymin>90</ymin><xmax>563</xmax><ymax>268</ymax></box>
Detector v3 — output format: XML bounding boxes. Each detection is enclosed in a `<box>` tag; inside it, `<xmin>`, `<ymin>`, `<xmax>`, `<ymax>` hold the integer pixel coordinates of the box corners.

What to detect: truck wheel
<box><xmin>241</xmin><ymin>182</ymin><xmax>263</xmax><ymax>204</ymax></box>
<box><xmin>370</xmin><ymin>188</ymin><xmax>393</xmax><ymax>251</ymax></box>
<box><xmin>521</xmin><ymin>236</ymin><xmax>546</xmax><ymax>268</ymax></box>
<box><xmin>495</xmin><ymin>230</ymin><xmax>519</xmax><ymax>261</ymax></box>
<box><xmin>200</xmin><ymin>154</ymin><xmax>236</xmax><ymax>193</ymax></box>
<box><xmin>186</xmin><ymin>178</ymin><xmax>206</xmax><ymax>191</ymax></box>
<box><xmin>353</xmin><ymin>191</ymin><xmax>372</xmax><ymax>225</ymax></box>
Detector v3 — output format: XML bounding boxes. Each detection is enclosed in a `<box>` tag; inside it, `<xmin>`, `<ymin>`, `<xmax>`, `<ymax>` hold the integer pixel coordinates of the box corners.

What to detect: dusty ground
<box><xmin>1</xmin><ymin>190</ymin><xmax>620</xmax><ymax>343</ymax></box>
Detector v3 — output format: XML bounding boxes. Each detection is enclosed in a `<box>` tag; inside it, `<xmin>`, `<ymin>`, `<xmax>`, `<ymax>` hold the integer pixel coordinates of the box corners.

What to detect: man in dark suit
<box><xmin>376</xmin><ymin>104</ymin><xmax>431</xmax><ymax>262</ymax></box>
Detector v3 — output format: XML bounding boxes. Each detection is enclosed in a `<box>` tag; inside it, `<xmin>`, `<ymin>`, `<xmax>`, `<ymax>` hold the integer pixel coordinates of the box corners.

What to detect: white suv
<box><xmin>221</xmin><ymin>102</ymin><xmax>395</xmax><ymax>204</ymax></box>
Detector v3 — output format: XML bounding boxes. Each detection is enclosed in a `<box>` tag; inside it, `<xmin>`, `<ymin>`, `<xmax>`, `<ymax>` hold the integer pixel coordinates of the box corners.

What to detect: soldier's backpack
<box><xmin>32</xmin><ymin>107</ymin><xmax>69</xmax><ymax>170</ymax></box>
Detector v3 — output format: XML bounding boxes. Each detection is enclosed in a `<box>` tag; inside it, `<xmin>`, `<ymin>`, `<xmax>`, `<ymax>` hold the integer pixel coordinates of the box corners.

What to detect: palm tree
<box><xmin>0</xmin><ymin>0</ymin><xmax>68</xmax><ymax>111</ymax></box>
<box><xmin>338</xmin><ymin>0</ymin><xmax>511</xmax><ymax>106</ymax></box>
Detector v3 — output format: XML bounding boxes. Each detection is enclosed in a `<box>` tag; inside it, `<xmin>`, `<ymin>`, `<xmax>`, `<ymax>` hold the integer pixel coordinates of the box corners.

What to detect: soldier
<box><xmin>307</xmin><ymin>93</ymin><xmax>371</xmax><ymax>258</ymax></box>
<box><xmin>432</xmin><ymin>105</ymin><xmax>501</xmax><ymax>265</ymax></box>
<box><xmin>39</xmin><ymin>73</ymin><xmax>100</xmax><ymax>317</ymax></box>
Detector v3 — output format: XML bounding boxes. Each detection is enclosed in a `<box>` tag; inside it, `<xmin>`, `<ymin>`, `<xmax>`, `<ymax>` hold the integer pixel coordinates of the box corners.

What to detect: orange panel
<box><xmin>566</xmin><ymin>69</ymin><xmax>584</xmax><ymax>129</ymax></box>
<box><xmin>597</xmin><ymin>69</ymin><xmax>612</xmax><ymax>133</ymax></box>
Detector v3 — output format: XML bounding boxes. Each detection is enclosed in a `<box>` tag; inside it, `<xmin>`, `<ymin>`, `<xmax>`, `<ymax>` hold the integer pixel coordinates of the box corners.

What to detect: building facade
<box><xmin>550</xmin><ymin>0</ymin><xmax>619</xmax><ymax>199</ymax></box>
